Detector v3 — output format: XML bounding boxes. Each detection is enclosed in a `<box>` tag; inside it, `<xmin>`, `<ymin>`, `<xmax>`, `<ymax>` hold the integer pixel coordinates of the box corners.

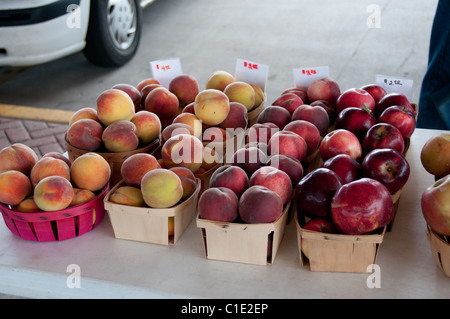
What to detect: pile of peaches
<box><xmin>0</xmin><ymin>143</ymin><xmax>110</xmax><ymax>213</ymax></box>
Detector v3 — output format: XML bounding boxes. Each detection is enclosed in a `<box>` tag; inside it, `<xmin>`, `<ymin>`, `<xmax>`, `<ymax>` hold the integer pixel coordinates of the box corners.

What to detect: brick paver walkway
<box><xmin>0</xmin><ymin>117</ymin><xmax>69</xmax><ymax>157</ymax></box>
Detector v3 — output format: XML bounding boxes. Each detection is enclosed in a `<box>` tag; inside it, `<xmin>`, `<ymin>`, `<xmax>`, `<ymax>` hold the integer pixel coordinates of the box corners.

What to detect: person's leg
<box><xmin>417</xmin><ymin>0</ymin><xmax>450</xmax><ymax>130</ymax></box>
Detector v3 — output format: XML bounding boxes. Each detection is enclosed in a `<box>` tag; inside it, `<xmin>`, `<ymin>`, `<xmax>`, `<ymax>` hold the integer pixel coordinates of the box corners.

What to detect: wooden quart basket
<box><xmin>426</xmin><ymin>225</ymin><xmax>450</xmax><ymax>277</ymax></box>
<box><xmin>247</xmin><ymin>94</ymin><xmax>266</xmax><ymax>127</ymax></box>
<box><xmin>295</xmin><ymin>213</ymin><xmax>385</xmax><ymax>273</ymax></box>
<box><xmin>0</xmin><ymin>184</ymin><xmax>109</xmax><ymax>242</ymax></box>
<box><xmin>65</xmin><ymin>134</ymin><xmax>160</xmax><ymax>186</ymax></box>
<box><xmin>196</xmin><ymin>201</ymin><xmax>291</xmax><ymax>266</ymax></box>
<box><xmin>104</xmin><ymin>179</ymin><xmax>201</xmax><ymax>245</ymax></box>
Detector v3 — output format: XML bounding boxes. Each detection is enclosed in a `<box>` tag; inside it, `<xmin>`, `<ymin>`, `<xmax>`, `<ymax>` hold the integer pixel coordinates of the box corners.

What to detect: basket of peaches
<box><xmin>0</xmin><ymin>143</ymin><xmax>111</xmax><ymax>241</ymax></box>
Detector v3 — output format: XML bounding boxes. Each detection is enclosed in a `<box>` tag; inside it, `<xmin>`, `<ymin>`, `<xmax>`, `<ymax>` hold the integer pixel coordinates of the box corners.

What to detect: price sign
<box><xmin>150</xmin><ymin>58</ymin><xmax>183</xmax><ymax>88</ymax></box>
<box><xmin>235</xmin><ymin>58</ymin><xmax>269</xmax><ymax>92</ymax></box>
<box><xmin>376</xmin><ymin>75</ymin><xmax>413</xmax><ymax>101</ymax></box>
<box><xmin>293</xmin><ymin>66</ymin><xmax>329</xmax><ymax>88</ymax></box>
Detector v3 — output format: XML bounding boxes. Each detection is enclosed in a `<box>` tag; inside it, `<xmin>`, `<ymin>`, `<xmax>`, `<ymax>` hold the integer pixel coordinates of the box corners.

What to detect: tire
<box><xmin>83</xmin><ymin>0</ymin><xmax>142</xmax><ymax>67</ymax></box>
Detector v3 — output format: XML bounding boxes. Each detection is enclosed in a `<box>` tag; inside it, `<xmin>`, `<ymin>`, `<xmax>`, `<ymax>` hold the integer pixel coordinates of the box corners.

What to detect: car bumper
<box><xmin>0</xmin><ymin>0</ymin><xmax>90</xmax><ymax>67</ymax></box>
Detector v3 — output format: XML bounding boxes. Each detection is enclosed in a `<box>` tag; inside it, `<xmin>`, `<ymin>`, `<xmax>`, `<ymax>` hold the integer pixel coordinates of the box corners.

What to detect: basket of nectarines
<box><xmin>0</xmin><ymin>144</ymin><xmax>111</xmax><ymax>242</ymax></box>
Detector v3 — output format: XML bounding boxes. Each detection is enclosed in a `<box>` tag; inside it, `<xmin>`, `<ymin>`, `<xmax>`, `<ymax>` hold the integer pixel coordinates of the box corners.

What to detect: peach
<box><xmin>67</xmin><ymin>118</ymin><xmax>104</xmax><ymax>151</ymax></box>
<box><xmin>144</xmin><ymin>87</ymin><xmax>179</xmax><ymax>120</ymax></box>
<box><xmin>140</xmin><ymin>83</ymin><xmax>162</xmax><ymax>108</ymax></box>
<box><xmin>194</xmin><ymin>89</ymin><xmax>230</xmax><ymax>126</ymax></box>
<box><xmin>202</xmin><ymin>127</ymin><xmax>230</xmax><ymax>144</ymax></box>
<box><xmin>30</xmin><ymin>157</ymin><xmax>71</xmax><ymax>187</ymax></box>
<box><xmin>138</xmin><ymin>77</ymin><xmax>160</xmax><ymax>89</ymax></box>
<box><xmin>169</xmin><ymin>166</ymin><xmax>197</xmax><ymax>201</ymax></box>
<box><xmin>307</xmin><ymin>77</ymin><xmax>341</xmax><ymax>106</ymax></box>
<box><xmin>0</xmin><ymin>143</ymin><xmax>38</xmax><ymax>175</ymax></box>
<box><xmin>169</xmin><ymin>74</ymin><xmax>199</xmax><ymax>107</ymax></box>
<box><xmin>96</xmin><ymin>88</ymin><xmax>135</xmax><ymax>126</ymax></box>
<box><xmin>219</xmin><ymin>102</ymin><xmax>248</xmax><ymax>130</ymax></box>
<box><xmin>250</xmin><ymin>83</ymin><xmax>265</xmax><ymax>109</ymax></box>
<box><xmin>239</xmin><ymin>185</ymin><xmax>283</xmax><ymax>223</ymax></box>
<box><xmin>69</xmin><ymin>107</ymin><xmax>100</xmax><ymax>126</ymax></box>
<box><xmin>256</xmin><ymin>105</ymin><xmax>291</xmax><ymax>129</ymax></box>
<box><xmin>0</xmin><ymin>170</ymin><xmax>32</xmax><ymax>206</ymax></box>
<box><xmin>282</xmin><ymin>87</ymin><xmax>308</xmax><ymax>103</ymax></box>
<box><xmin>141</xmin><ymin>168</ymin><xmax>183</xmax><ymax>208</ymax></box>
<box><xmin>182</xmin><ymin>102</ymin><xmax>195</xmax><ymax>114</ymax></box>
<box><xmin>292</xmin><ymin>104</ymin><xmax>330</xmax><ymax>137</ymax></box>
<box><xmin>70</xmin><ymin>188</ymin><xmax>96</xmax><ymax>206</ymax></box>
<box><xmin>201</xmin><ymin>146</ymin><xmax>221</xmax><ymax>170</ymax></box>
<box><xmin>249</xmin><ymin>166</ymin><xmax>292</xmax><ymax>205</ymax></box>
<box><xmin>231</xmin><ymin>146</ymin><xmax>268</xmax><ymax>177</ymax></box>
<box><xmin>268</xmin><ymin>130</ymin><xmax>308</xmax><ymax>162</ymax></box>
<box><xmin>15</xmin><ymin>196</ymin><xmax>41</xmax><ymax>213</ymax></box>
<box><xmin>161</xmin><ymin>123</ymin><xmax>195</xmax><ymax>144</ymax></box>
<box><xmin>224</xmin><ymin>81</ymin><xmax>255</xmax><ymax>111</ymax></box>
<box><xmin>130</xmin><ymin>111</ymin><xmax>161</xmax><ymax>144</ymax></box>
<box><xmin>205</xmin><ymin>70</ymin><xmax>235</xmax><ymax>92</ymax></box>
<box><xmin>267</xmin><ymin>154</ymin><xmax>304</xmax><ymax>186</ymax></box>
<box><xmin>284</xmin><ymin>120</ymin><xmax>321</xmax><ymax>156</ymax></box>
<box><xmin>198</xmin><ymin>187</ymin><xmax>239</xmax><ymax>222</ymax></box>
<box><xmin>210</xmin><ymin>165</ymin><xmax>249</xmax><ymax>197</ymax></box>
<box><xmin>102</xmin><ymin>120</ymin><xmax>139</xmax><ymax>152</ymax></box>
<box><xmin>272</xmin><ymin>92</ymin><xmax>304</xmax><ymax>112</ymax></box>
<box><xmin>121</xmin><ymin>153</ymin><xmax>160</xmax><ymax>187</ymax></box>
<box><xmin>112</xmin><ymin>83</ymin><xmax>142</xmax><ymax>112</ymax></box>
<box><xmin>34</xmin><ymin>176</ymin><xmax>74</xmax><ymax>211</ymax></box>
<box><xmin>172</xmin><ymin>112</ymin><xmax>202</xmax><ymax>138</ymax></box>
<box><xmin>70</xmin><ymin>152</ymin><xmax>111</xmax><ymax>192</ymax></box>
<box><xmin>109</xmin><ymin>186</ymin><xmax>145</xmax><ymax>207</ymax></box>
<box><xmin>161</xmin><ymin>134</ymin><xmax>204</xmax><ymax>173</ymax></box>
<box><xmin>42</xmin><ymin>152</ymin><xmax>71</xmax><ymax>167</ymax></box>
<box><xmin>246</xmin><ymin>122</ymin><xmax>279</xmax><ymax>145</ymax></box>
<box><xmin>137</xmin><ymin>78</ymin><xmax>160</xmax><ymax>91</ymax></box>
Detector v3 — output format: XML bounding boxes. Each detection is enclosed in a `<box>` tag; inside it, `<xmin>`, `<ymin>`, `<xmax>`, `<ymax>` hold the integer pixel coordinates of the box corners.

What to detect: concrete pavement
<box><xmin>0</xmin><ymin>0</ymin><xmax>439</xmax><ymax>153</ymax></box>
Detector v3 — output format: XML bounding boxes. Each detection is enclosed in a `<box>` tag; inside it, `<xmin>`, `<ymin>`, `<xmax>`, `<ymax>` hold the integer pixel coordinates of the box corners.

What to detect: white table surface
<box><xmin>1</xmin><ymin>128</ymin><xmax>449</xmax><ymax>299</ymax></box>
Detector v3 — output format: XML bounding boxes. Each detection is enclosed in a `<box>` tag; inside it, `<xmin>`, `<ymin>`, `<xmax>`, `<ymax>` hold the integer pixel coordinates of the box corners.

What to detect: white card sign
<box><xmin>293</xmin><ymin>66</ymin><xmax>329</xmax><ymax>88</ymax></box>
<box><xmin>376</xmin><ymin>74</ymin><xmax>413</xmax><ymax>101</ymax></box>
<box><xmin>150</xmin><ymin>58</ymin><xmax>183</xmax><ymax>88</ymax></box>
<box><xmin>235</xmin><ymin>58</ymin><xmax>269</xmax><ymax>92</ymax></box>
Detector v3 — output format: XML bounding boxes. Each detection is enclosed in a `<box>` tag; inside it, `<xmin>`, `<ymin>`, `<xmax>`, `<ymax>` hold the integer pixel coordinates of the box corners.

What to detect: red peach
<box><xmin>121</xmin><ymin>153</ymin><xmax>161</xmax><ymax>187</ymax></box>
<box><xmin>102</xmin><ymin>120</ymin><xmax>139</xmax><ymax>152</ymax></box>
<box><xmin>96</xmin><ymin>88</ymin><xmax>135</xmax><ymax>126</ymax></box>
<box><xmin>0</xmin><ymin>143</ymin><xmax>38</xmax><ymax>175</ymax></box>
<box><xmin>144</xmin><ymin>86</ymin><xmax>179</xmax><ymax>120</ymax></box>
<box><xmin>30</xmin><ymin>157</ymin><xmax>71</xmax><ymax>187</ymax></box>
<box><xmin>67</xmin><ymin>118</ymin><xmax>103</xmax><ymax>151</ymax></box>
<box><xmin>0</xmin><ymin>170</ymin><xmax>32</xmax><ymax>206</ymax></box>
<box><xmin>130</xmin><ymin>110</ymin><xmax>162</xmax><ymax>144</ymax></box>
<box><xmin>34</xmin><ymin>176</ymin><xmax>74</xmax><ymax>211</ymax></box>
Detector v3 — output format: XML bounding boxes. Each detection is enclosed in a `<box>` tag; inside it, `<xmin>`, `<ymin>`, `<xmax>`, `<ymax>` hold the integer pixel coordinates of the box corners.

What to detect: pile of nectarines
<box><xmin>0</xmin><ymin>143</ymin><xmax>110</xmax><ymax>212</ymax></box>
<box><xmin>108</xmin><ymin>152</ymin><xmax>198</xmax><ymax>209</ymax></box>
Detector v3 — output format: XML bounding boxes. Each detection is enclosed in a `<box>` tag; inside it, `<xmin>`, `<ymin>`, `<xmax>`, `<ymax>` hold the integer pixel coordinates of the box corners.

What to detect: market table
<box><xmin>0</xmin><ymin>128</ymin><xmax>449</xmax><ymax>299</ymax></box>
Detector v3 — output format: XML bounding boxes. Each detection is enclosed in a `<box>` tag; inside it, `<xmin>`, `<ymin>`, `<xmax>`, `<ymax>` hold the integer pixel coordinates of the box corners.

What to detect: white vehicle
<box><xmin>0</xmin><ymin>0</ymin><xmax>155</xmax><ymax>67</ymax></box>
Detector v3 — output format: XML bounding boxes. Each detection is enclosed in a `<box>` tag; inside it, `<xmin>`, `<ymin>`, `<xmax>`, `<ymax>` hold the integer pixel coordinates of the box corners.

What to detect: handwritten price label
<box><xmin>376</xmin><ymin>75</ymin><xmax>413</xmax><ymax>101</ymax></box>
<box><xmin>293</xmin><ymin>66</ymin><xmax>329</xmax><ymax>88</ymax></box>
<box><xmin>150</xmin><ymin>58</ymin><xmax>183</xmax><ymax>88</ymax></box>
<box><xmin>235</xmin><ymin>58</ymin><xmax>269</xmax><ymax>92</ymax></box>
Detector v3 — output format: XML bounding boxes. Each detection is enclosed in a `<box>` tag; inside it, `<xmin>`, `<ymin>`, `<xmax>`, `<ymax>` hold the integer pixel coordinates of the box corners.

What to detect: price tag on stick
<box><xmin>376</xmin><ymin>74</ymin><xmax>413</xmax><ymax>101</ymax></box>
<box><xmin>150</xmin><ymin>58</ymin><xmax>183</xmax><ymax>89</ymax></box>
<box><xmin>293</xmin><ymin>66</ymin><xmax>329</xmax><ymax>88</ymax></box>
<box><xmin>235</xmin><ymin>58</ymin><xmax>269</xmax><ymax>92</ymax></box>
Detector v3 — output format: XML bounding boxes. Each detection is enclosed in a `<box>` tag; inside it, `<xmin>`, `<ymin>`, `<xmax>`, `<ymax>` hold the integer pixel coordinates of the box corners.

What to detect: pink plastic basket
<box><xmin>0</xmin><ymin>184</ymin><xmax>109</xmax><ymax>242</ymax></box>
